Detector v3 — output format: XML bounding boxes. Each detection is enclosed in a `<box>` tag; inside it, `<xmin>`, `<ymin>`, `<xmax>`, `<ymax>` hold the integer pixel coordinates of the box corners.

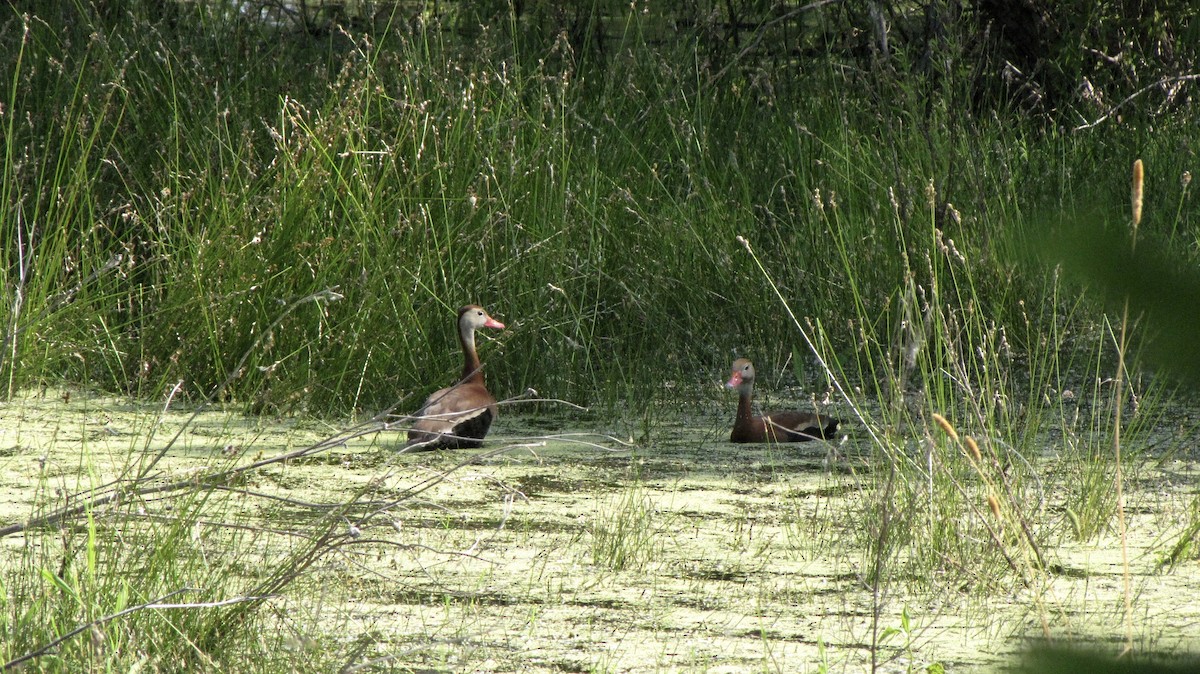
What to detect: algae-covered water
<box><xmin>2</xmin><ymin>390</ymin><xmax>1199</xmax><ymax>671</ymax></box>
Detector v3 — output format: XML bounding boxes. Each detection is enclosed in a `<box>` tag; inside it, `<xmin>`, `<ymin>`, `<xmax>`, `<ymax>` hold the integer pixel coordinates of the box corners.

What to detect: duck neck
<box><xmin>459</xmin><ymin>323</ymin><xmax>484</xmax><ymax>385</ymax></box>
<box><xmin>736</xmin><ymin>384</ymin><xmax>755</xmax><ymax>422</ymax></box>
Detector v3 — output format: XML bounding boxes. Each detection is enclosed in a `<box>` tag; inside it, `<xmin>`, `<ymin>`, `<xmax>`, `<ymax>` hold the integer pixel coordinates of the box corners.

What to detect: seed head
<box><xmin>1131</xmin><ymin>159</ymin><xmax>1144</xmax><ymax>228</ymax></box>
<box><xmin>932</xmin><ymin>413</ymin><xmax>958</xmax><ymax>442</ymax></box>
<box><xmin>965</xmin><ymin>436</ymin><xmax>982</xmax><ymax>463</ymax></box>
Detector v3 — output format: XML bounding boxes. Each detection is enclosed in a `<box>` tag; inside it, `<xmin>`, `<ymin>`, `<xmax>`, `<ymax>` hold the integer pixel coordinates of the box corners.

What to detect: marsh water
<box><xmin>2</xmin><ymin>390</ymin><xmax>1200</xmax><ymax>672</ymax></box>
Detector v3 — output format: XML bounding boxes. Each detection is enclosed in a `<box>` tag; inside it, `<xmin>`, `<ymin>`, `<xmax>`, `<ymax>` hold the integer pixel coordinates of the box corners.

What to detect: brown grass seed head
<box><xmin>932</xmin><ymin>413</ymin><xmax>959</xmax><ymax>442</ymax></box>
<box><xmin>965</xmin><ymin>436</ymin><xmax>982</xmax><ymax>463</ymax></box>
<box><xmin>987</xmin><ymin>493</ymin><xmax>1002</xmax><ymax>519</ymax></box>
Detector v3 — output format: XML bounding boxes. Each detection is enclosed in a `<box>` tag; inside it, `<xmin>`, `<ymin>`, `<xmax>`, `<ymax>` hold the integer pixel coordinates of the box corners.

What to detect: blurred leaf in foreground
<box><xmin>1048</xmin><ymin>221</ymin><xmax>1200</xmax><ymax>384</ymax></box>
<box><xmin>1015</xmin><ymin>644</ymin><xmax>1200</xmax><ymax>674</ymax></box>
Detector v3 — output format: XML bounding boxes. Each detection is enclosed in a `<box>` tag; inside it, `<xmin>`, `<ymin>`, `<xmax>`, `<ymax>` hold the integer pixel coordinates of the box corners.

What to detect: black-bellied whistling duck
<box><xmin>725</xmin><ymin>358</ymin><xmax>839</xmax><ymax>443</ymax></box>
<box><xmin>405</xmin><ymin>305</ymin><xmax>505</xmax><ymax>450</ymax></box>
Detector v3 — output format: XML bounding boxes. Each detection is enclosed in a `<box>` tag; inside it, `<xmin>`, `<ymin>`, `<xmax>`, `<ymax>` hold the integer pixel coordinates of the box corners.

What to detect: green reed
<box><xmin>2</xmin><ymin>2</ymin><xmax>1191</xmax><ymax>420</ymax></box>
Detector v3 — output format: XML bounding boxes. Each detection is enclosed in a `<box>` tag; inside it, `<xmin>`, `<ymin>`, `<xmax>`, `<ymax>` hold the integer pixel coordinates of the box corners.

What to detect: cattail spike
<box><xmin>1131</xmin><ymin>159</ymin><xmax>1144</xmax><ymax>229</ymax></box>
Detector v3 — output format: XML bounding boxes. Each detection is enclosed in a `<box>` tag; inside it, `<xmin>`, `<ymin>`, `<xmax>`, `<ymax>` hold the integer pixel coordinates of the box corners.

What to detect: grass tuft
<box><xmin>588</xmin><ymin>485</ymin><xmax>665</xmax><ymax>573</ymax></box>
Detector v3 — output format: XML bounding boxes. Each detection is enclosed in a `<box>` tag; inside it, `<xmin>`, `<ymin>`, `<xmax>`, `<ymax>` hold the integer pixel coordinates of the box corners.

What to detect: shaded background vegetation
<box><xmin>1</xmin><ymin>0</ymin><xmax>1197</xmax><ymax>416</ymax></box>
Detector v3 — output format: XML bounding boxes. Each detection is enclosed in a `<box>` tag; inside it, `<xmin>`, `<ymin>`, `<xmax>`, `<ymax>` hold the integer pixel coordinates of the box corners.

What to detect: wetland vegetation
<box><xmin>3</xmin><ymin>1</ymin><xmax>1200</xmax><ymax>671</ymax></box>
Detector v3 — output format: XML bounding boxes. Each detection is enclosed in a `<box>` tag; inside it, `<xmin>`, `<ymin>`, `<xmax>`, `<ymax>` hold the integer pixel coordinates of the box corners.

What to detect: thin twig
<box><xmin>1074</xmin><ymin>73</ymin><xmax>1200</xmax><ymax>131</ymax></box>
<box><xmin>708</xmin><ymin>0</ymin><xmax>847</xmax><ymax>87</ymax></box>
<box><xmin>1</xmin><ymin>205</ymin><xmax>122</xmax><ymax>397</ymax></box>
<box><xmin>869</xmin><ymin>463</ymin><xmax>896</xmax><ymax>674</ymax></box>
<box><xmin>2</xmin><ymin>588</ymin><xmax>269</xmax><ymax>670</ymax></box>
<box><xmin>0</xmin><ymin>400</ymin><xmax>378</xmax><ymax>539</ymax></box>
<box><xmin>737</xmin><ymin>235</ymin><xmax>876</xmax><ymax>445</ymax></box>
<box><xmin>133</xmin><ymin>287</ymin><xmax>345</xmax><ymax>481</ymax></box>
<box><xmin>1</xmin><ymin>203</ymin><xmax>28</xmax><ymax>399</ymax></box>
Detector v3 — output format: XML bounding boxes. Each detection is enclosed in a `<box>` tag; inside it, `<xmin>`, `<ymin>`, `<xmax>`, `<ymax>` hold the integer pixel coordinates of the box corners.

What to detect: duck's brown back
<box><xmin>405</xmin><ymin>382</ymin><xmax>498</xmax><ymax>450</ymax></box>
